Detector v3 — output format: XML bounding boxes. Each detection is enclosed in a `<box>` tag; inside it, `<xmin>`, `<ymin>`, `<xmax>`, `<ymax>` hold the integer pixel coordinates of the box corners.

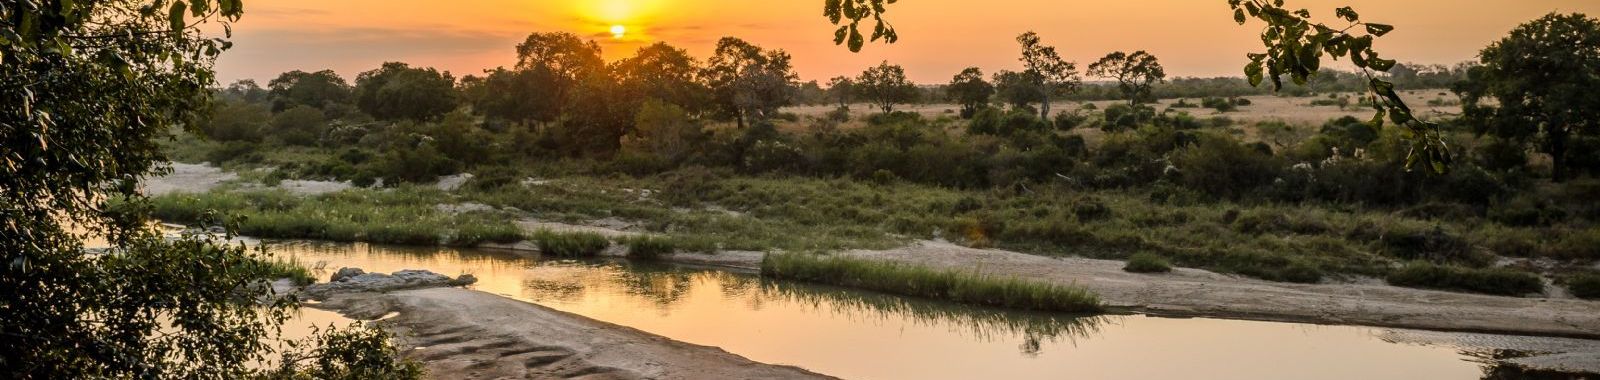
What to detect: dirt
<box><xmin>141</xmin><ymin>163</ymin><xmax>238</xmax><ymax>196</ymax></box>
<box><xmin>315</xmin><ymin>287</ymin><xmax>831</xmax><ymax>380</ymax></box>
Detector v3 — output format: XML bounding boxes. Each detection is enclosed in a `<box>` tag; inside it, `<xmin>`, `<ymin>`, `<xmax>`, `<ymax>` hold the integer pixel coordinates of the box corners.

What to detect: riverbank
<box><xmin>144</xmin><ymin>164</ymin><xmax>1600</xmax><ymax>337</ymax></box>
<box><xmin>302</xmin><ymin>270</ymin><xmax>830</xmax><ymax>380</ymax></box>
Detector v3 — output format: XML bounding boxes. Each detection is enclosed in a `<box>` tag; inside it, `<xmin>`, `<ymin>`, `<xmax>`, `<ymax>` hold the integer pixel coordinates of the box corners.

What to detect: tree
<box><xmin>514</xmin><ymin>32</ymin><xmax>604</xmax><ymax>123</ymax></box>
<box><xmin>267</xmin><ymin>69</ymin><xmax>353</xmax><ymax>112</ymax></box>
<box><xmin>354</xmin><ymin>62</ymin><xmax>460</xmax><ymax>121</ymax></box>
<box><xmin>613</xmin><ymin>42</ymin><xmax>708</xmax><ymax>114</ymax></box>
<box><xmin>855</xmin><ymin>61</ymin><xmax>919</xmax><ymax>113</ymax></box>
<box><xmin>947</xmin><ymin>67</ymin><xmax>995</xmax><ymax>118</ymax></box>
<box><xmin>1</xmin><ymin>1</ymin><xmax>417</xmax><ymax>378</ymax></box>
<box><xmin>623</xmin><ymin>99</ymin><xmax>705</xmax><ymax>163</ymax></box>
<box><xmin>270</xmin><ymin>105</ymin><xmax>329</xmax><ymax>146</ymax></box>
<box><xmin>1456</xmin><ymin>13</ymin><xmax>1600</xmax><ymax>182</ymax></box>
<box><xmin>464</xmin><ymin>67</ymin><xmax>561</xmax><ymax>125</ymax></box>
<box><xmin>201</xmin><ymin>100</ymin><xmax>271</xmax><ymax>142</ymax></box>
<box><xmin>1015</xmin><ymin>31</ymin><xmax>1080</xmax><ymax>119</ymax></box>
<box><xmin>992</xmin><ymin>70</ymin><xmax>1044</xmax><ymax>112</ymax></box>
<box><xmin>703</xmin><ymin>37</ymin><xmax>797</xmax><ymax>128</ymax></box>
<box><xmin>1088</xmin><ymin>51</ymin><xmax>1167</xmax><ymax>106</ymax></box>
<box><xmin>826</xmin><ymin>76</ymin><xmax>855</xmax><ymax>108</ymax></box>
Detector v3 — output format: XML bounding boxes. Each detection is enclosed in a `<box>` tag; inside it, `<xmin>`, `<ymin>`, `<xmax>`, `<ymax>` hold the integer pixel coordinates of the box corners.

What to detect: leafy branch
<box><xmin>824</xmin><ymin>0</ymin><xmax>898</xmax><ymax>52</ymax></box>
<box><xmin>1229</xmin><ymin>0</ymin><xmax>1452</xmax><ymax>172</ymax></box>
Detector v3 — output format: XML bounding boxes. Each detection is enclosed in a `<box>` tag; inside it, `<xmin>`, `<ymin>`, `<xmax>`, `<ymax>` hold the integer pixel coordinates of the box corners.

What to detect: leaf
<box><xmin>169</xmin><ymin>1</ymin><xmax>188</xmax><ymax>33</ymax></box>
<box><xmin>848</xmin><ymin>25</ymin><xmax>864</xmax><ymax>52</ymax></box>
<box><xmin>1245</xmin><ymin>60</ymin><xmax>1265</xmax><ymax>87</ymax></box>
<box><xmin>1366</xmin><ymin>23</ymin><xmax>1394</xmax><ymax>37</ymax></box>
<box><xmin>1234</xmin><ymin>9</ymin><xmax>1247</xmax><ymax>24</ymax></box>
<box><xmin>1335</xmin><ymin>7</ymin><xmax>1358</xmax><ymax>22</ymax></box>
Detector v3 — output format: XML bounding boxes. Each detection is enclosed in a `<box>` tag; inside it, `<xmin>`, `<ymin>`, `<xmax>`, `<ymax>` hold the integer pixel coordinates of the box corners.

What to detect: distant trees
<box><xmin>946</xmin><ymin>67</ymin><xmax>994</xmax><ymax>118</ymax></box>
<box><xmin>703</xmin><ymin>37</ymin><xmax>798</xmax><ymax>128</ymax></box>
<box><xmin>267</xmin><ymin>69</ymin><xmax>353</xmax><ymax>112</ymax></box>
<box><xmin>1457</xmin><ymin>13</ymin><xmax>1600</xmax><ymax>181</ymax></box>
<box><xmin>1088</xmin><ymin>51</ymin><xmax>1166</xmax><ymax>106</ymax></box>
<box><xmin>855</xmin><ymin>61</ymin><xmax>919</xmax><ymax>113</ymax></box>
<box><xmin>826</xmin><ymin>76</ymin><xmax>855</xmax><ymax>108</ymax></box>
<box><xmin>1014</xmin><ymin>31</ymin><xmax>1081</xmax><ymax>118</ymax></box>
<box><xmin>354</xmin><ymin>62</ymin><xmax>459</xmax><ymax>121</ymax></box>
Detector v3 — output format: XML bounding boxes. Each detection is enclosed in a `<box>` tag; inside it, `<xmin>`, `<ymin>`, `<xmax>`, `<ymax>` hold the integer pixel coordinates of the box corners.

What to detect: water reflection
<box><xmin>271</xmin><ymin>241</ymin><xmax>1530</xmax><ymax>380</ymax></box>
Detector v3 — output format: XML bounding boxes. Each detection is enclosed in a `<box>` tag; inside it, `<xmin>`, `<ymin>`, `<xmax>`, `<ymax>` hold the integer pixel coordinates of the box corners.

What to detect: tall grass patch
<box><xmin>622</xmin><ymin>235</ymin><xmax>676</xmax><ymax>259</ymax></box>
<box><xmin>760</xmin><ymin>253</ymin><xmax>1102</xmax><ymax>313</ymax></box>
<box><xmin>532</xmin><ymin>230</ymin><xmax>611</xmax><ymax>257</ymax></box>
<box><xmin>1123</xmin><ymin>253</ymin><xmax>1173</xmax><ymax>273</ymax></box>
<box><xmin>1385</xmin><ymin>262</ymin><xmax>1543</xmax><ymax>296</ymax></box>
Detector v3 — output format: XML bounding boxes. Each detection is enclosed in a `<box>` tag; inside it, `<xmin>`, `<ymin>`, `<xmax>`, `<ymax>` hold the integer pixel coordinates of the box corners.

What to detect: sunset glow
<box><xmin>214</xmin><ymin>0</ymin><xmax>1600</xmax><ymax>83</ymax></box>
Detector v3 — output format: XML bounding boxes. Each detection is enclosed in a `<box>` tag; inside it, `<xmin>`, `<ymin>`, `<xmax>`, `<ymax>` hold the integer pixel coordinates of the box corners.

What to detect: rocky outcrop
<box><xmin>303</xmin><ymin>268</ymin><xmax>477</xmax><ymax>299</ymax></box>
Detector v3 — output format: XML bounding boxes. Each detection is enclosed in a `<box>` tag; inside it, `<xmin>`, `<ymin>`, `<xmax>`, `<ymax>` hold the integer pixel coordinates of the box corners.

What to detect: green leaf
<box><xmin>1234</xmin><ymin>9</ymin><xmax>1247</xmax><ymax>24</ymax></box>
<box><xmin>169</xmin><ymin>2</ymin><xmax>188</xmax><ymax>32</ymax></box>
<box><xmin>1335</xmin><ymin>7</ymin><xmax>1358</xmax><ymax>22</ymax></box>
<box><xmin>1366</xmin><ymin>23</ymin><xmax>1394</xmax><ymax>37</ymax></box>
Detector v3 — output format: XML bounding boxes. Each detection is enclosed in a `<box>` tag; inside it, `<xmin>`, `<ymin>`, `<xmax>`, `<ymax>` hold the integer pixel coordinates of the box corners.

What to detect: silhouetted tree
<box><xmin>947</xmin><ymin>67</ymin><xmax>995</xmax><ymax>118</ymax></box>
<box><xmin>1015</xmin><ymin>31</ymin><xmax>1080</xmax><ymax>118</ymax></box>
<box><xmin>703</xmin><ymin>37</ymin><xmax>797</xmax><ymax>128</ymax></box>
<box><xmin>354</xmin><ymin>62</ymin><xmax>459</xmax><ymax>121</ymax></box>
<box><xmin>855</xmin><ymin>61</ymin><xmax>919</xmax><ymax>113</ymax></box>
<box><xmin>267</xmin><ymin>69</ymin><xmax>353</xmax><ymax>112</ymax></box>
<box><xmin>1088</xmin><ymin>51</ymin><xmax>1167</xmax><ymax>106</ymax></box>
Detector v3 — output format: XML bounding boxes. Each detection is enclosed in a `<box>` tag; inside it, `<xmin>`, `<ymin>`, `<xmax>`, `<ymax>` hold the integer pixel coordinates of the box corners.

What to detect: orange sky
<box><xmin>214</xmin><ymin>0</ymin><xmax>1600</xmax><ymax>85</ymax></box>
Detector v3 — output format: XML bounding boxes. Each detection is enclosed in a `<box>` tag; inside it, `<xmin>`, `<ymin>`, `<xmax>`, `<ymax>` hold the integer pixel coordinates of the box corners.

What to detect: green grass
<box><xmin>1385</xmin><ymin>262</ymin><xmax>1544</xmax><ymax>296</ymax></box>
<box><xmin>622</xmin><ymin>235</ymin><xmax>676</xmax><ymax>259</ymax></box>
<box><xmin>531</xmin><ymin>230</ymin><xmax>611</xmax><ymax>257</ymax></box>
<box><xmin>1567</xmin><ymin>273</ymin><xmax>1600</xmax><ymax>300</ymax></box>
<box><xmin>148</xmin><ymin>187</ymin><xmax>523</xmax><ymax>247</ymax></box>
<box><xmin>760</xmin><ymin>253</ymin><xmax>1102</xmax><ymax>313</ymax></box>
<box><xmin>1123</xmin><ymin>253</ymin><xmax>1173</xmax><ymax>273</ymax></box>
<box><xmin>249</xmin><ymin>256</ymin><xmax>316</xmax><ymax>286</ymax></box>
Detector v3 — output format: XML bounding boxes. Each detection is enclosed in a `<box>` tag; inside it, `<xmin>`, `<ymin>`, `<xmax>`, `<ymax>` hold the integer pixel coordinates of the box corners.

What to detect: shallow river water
<box><xmin>257</xmin><ymin>240</ymin><xmax>1581</xmax><ymax>380</ymax></box>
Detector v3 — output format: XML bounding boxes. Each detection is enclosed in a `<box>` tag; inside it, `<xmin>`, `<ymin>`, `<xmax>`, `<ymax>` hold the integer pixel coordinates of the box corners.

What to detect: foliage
<box><xmin>1385</xmin><ymin>263</ymin><xmax>1544</xmax><ymax>296</ymax></box>
<box><xmin>1013</xmin><ymin>31</ymin><xmax>1081</xmax><ymax>118</ymax></box>
<box><xmin>1229</xmin><ymin>0</ymin><xmax>1451</xmax><ymax>172</ymax></box>
<box><xmin>268</xmin><ymin>70</ymin><xmax>354</xmax><ymax>113</ymax></box>
<box><xmin>762</xmin><ymin>253</ymin><xmax>1102</xmax><ymax>312</ymax></box>
<box><xmin>825</xmin><ymin>76</ymin><xmax>855</xmax><ymax>108</ymax></box>
<box><xmin>622</xmin><ymin>100</ymin><xmax>704</xmax><ymax>166</ymax></box>
<box><xmin>855</xmin><ymin>61</ymin><xmax>920</xmax><ymax>113</ymax></box>
<box><xmin>532</xmin><ymin>230</ymin><xmax>612</xmax><ymax>257</ymax></box>
<box><xmin>947</xmin><ymin>67</ymin><xmax>995</xmax><ymax>119</ymax></box>
<box><xmin>1567</xmin><ymin>273</ymin><xmax>1600</xmax><ymax>299</ymax></box>
<box><xmin>823</xmin><ymin>0</ymin><xmax>899</xmax><ymax>52</ymax></box>
<box><xmin>613</xmin><ymin>42</ymin><xmax>709</xmax><ymax>113</ymax></box>
<box><xmin>1087</xmin><ymin>51</ymin><xmax>1167</xmax><ymax>106</ymax></box>
<box><xmin>623</xmin><ymin>236</ymin><xmax>677</xmax><ymax>260</ymax></box>
<box><xmin>1123</xmin><ymin>253</ymin><xmax>1174</xmax><ymax>273</ymax></box>
<box><xmin>353</xmin><ymin>62</ymin><xmax>459</xmax><ymax>121</ymax></box>
<box><xmin>270</xmin><ymin>106</ymin><xmax>329</xmax><ymax>146</ymax></box>
<box><xmin>1456</xmin><ymin>13</ymin><xmax>1600</xmax><ymax>182</ymax></box>
<box><xmin>263</xmin><ymin>324</ymin><xmax>425</xmax><ymax>380</ymax></box>
<box><xmin>703</xmin><ymin>37</ymin><xmax>798</xmax><ymax>127</ymax></box>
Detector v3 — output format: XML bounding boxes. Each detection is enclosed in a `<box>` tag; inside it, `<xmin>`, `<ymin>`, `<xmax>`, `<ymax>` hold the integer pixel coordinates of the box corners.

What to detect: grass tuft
<box><xmin>250</xmin><ymin>256</ymin><xmax>316</xmax><ymax>286</ymax></box>
<box><xmin>1123</xmin><ymin>253</ymin><xmax>1173</xmax><ymax>273</ymax></box>
<box><xmin>1385</xmin><ymin>262</ymin><xmax>1543</xmax><ymax>296</ymax></box>
<box><xmin>1567</xmin><ymin>273</ymin><xmax>1600</xmax><ymax>300</ymax></box>
<box><xmin>622</xmin><ymin>235</ymin><xmax>676</xmax><ymax>260</ymax></box>
<box><xmin>760</xmin><ymin>253</ymin><xmax>1101</xmax><ymax>313</ymax></box>
<box><xmin>531</xmin><ymin>230</ymin><xmax>611</xmax><ymax>257</ymax></box>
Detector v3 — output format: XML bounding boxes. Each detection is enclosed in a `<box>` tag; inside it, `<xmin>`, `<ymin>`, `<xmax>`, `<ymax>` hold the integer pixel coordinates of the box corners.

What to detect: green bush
<box><xmin>1567</xmin><ymin>273</ymin><xmax>1600</xmax><ymax>299</ymax></box>
<box><xmin>532</xmin><ymin>230</ymin><xmax>611</xmax><ymax>257</ymax></box>
<box><xmin>761</xmin><ymin>253</ymin><xmax>1101</xmax><ymax>312</ymax></box>
<box><xmin>624</xmin><ymin>236</ymin><xmax>676</xmax><ymax>260</ymax></box>
<box><xmin>1385</xmin><ymin>263</ymin><xmax>1543</xmax><ymax>296</ymax></box>
<box><xmin>1124</xmin><ymin>253</ymin><xmax>1173</xmax><ymax>273</ymax></box>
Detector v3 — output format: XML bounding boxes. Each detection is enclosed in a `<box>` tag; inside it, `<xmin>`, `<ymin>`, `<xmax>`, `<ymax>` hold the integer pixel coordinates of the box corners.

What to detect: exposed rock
<box><xmin>303</xmin><ymin>269</ymin><xmax>471</xmax><ymax>300</ymax></box>
<box><xmin>434</xmin><ymin>173</ymin><xmax>474</xmax><ymax>191</ymax></box>
<box><xmin>330</xmin><ymin>267</ymin><xmax>366</xmax><ymax>282</ymax></box>
<box><xmin>448</xmin><ymin>274</ymin><xmax>479</xmax><ymax>286</ymax></box>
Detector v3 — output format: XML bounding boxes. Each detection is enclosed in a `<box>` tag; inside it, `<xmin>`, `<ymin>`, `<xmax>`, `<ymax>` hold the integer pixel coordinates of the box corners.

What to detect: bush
<box><xmin>1171</xmin><ymin>135</ymin><xmax>1283</xmax><ymax>199</ymax></box>
<box><xmin>1124</xmin><ymin>253</ymin><xmax>1173</xmax><ymax>273</ymax></box>
<box><xmin>624</xmin><ymin>236</ymin><xmax>676</xmax><ymax>260</ymax></box>
<box><xmin>1201</xmin><ymin>97</ymin><xmax>1237</xmax><ymax>112</ymax></box>
<box><xmin>1385</xmin><ymin>263</ymin><xmax>1543</xmax><ymax>296</ymax></box>
<box><xmin>1567</xmin><ymin>273</ymin><xmax>1600</xmax><ymax>299</ymax></box>
<box><xmin>532</xmin><ymin>230</ymin><xmax>611</xmax><ymax>257</ymax></box>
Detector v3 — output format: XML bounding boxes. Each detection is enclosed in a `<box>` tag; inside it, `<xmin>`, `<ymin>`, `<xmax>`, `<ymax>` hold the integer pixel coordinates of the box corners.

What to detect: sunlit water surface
<box><xmin>254</xmin><ymin>241</ymin><xmax>1534</xmax><ymax>380</ymax></box>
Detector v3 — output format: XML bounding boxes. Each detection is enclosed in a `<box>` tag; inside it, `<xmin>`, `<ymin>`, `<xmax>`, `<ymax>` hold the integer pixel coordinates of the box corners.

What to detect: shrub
<box><xmin>1124</xmin><ymin>253</ymin><xmax>1173</xmax><ymax>273</ymax></box>
<box><xmin>623</xmin><ymin>236</ymin><xmax>676</xmax><ymax>260</ymax></box>
<box><xmin>761</xmin><ymin>253</ymin><xmax>1102</xmax><ymax>312</ymax></box>
<box><xmin>1385</xmin><ymin>263</ymin><xmax>1543</xmax><ymax>296</ymax></box>
<box><xmin>532</xmin><ymin>230</ymin><xmax>611</xmax><ymax>257</ymax></box>
<box><xmin>1170</xmin><ymin>135</ymin><xmax>1283</xmax><ymax>199</ymax></box>
<box><xmin>1201</xmin><ymin>97</ymin><xmax>1236</xmax><ymax>112</ymax></box>
<box><xmin>1567</xmin><ymin>273</ymin><xmax>1600</xmax><ymax>299</ymax></box>
<box><xmin>1380</xmin><ymin>225</ymin><xmax>1488</xmax><ymax>266</ymax></box>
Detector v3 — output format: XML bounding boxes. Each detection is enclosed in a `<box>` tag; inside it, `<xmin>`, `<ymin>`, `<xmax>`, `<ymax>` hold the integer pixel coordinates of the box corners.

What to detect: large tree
<box><xmin>703</xmin><ymin>37</ymin><xmax>797</xmax><ymax>128</ymax></box>
<box><xmin>613</xmin><ymin>42</ymin><xmax>708</xmax><ymax>114</ymax></box>
<box><xmin>946</xmin><ymin>67</ymin><xmax>995</xmax><ymax>119</ymax></box>
<box><xmin>267</xmin><ymin>69</ymin><xmax>353</xmax><ymax>112</ymax></box>
<box><xmin>826</xmin><ymin>76</ymin><xmax>855</xmax><ymax>109</ymax></box>
<box><xmin>855</xmin><ymin>61</ymin><xmax>919</xmax><ymax>113</ymax></box>
<box><xmin>1088</xmin><ymin>51</ymin><xmax>1167</xmax><ymax>106</ymax></box>
<box><xmin>1</xmin><ymin>1</ymin><xmax>417</xmax><ymax>378</ymax></box>
<box><xmin>1015</xmin><ymin>31</ymin><xmax>1080</xmax><ymax>119</ymax></box>
<box><xmin>513</xmin><ymin>32</ymin><xmax>604</xmax><ymax>123</ymax></box>
<box><xmin>354</xmin><ymin>62</ymin><xmax>460</xmax><ymax>121</ymax></box>
<box><xmin>1456</xmin><ymin>13</ymin><xmax>1600</xmax><ymax>182</ymax></box>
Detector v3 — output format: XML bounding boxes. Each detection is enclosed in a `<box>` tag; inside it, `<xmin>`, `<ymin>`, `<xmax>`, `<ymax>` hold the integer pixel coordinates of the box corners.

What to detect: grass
<box><xmin>760</xmin><ymin>252</ymin><xmax>1102</xmax><ymax>313</ymax></box>
<box><xmin>1385</xmin><ymin>262</ymin><xmax>1544</xmax><ymax>296</ymax></box>
<box><xmin>250</xmin><ymin>256</ymin><xmax>316</xmax><ymax>286</ymax></box>
<box><xmin>148</xmin><ymin>187</ymin><xmax>524</xmax><ymax>247</ymax></box>
<box><xmin>622</xmin><ymin>235</ymin><xmax>676</xmax><ymax>259</ymax></box>
<box><xmin>531</xmin><ymin>230</ymin><xmax>611</xmax><ymax>257</ymax></box>
<box><xmin>1123</xmin><ymin>253</ymin><xmax>1173</xmax><ymax>273</ymax></box>
<box><xmin>1567</xmin><ymin>273</ymin><xmax>1600</xmax><ymax>300</ymax></box>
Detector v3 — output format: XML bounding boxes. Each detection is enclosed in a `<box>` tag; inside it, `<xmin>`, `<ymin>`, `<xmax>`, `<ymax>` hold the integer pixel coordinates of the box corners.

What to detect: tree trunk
<box><xmin>736</xmin><ymin>109</ymin><xmax>746</xmax><ymax>129</ymax></box>
<box><xmin>1551</xmin><ymin>126</ymin><xmax>1570</xmax><ymax>182</ymax></box>
<box><xmin>1039</xmin><ymin>95</ymin><xmax>1051</xmax><ymax>119</ymax></box>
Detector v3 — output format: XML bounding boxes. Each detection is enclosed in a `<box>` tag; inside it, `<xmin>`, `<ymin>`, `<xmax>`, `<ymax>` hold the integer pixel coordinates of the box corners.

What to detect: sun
<box><xmin>610</xmin><ymin>25</ymin><xmax>627</xmax><ymax>39</ymax></box>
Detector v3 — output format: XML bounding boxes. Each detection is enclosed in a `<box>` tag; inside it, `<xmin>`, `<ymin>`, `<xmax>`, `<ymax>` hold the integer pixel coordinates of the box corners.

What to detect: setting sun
<box><xmin>610</xmin><ymin>24</ymin><xmax>627</xmax><ymax>39</ymax></box>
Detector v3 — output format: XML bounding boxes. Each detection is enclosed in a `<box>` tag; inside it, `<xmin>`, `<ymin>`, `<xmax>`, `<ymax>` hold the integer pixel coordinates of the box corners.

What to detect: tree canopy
<box><xmin>855</xmin><ymin>61</ymin><xmax>919</xmax><ymax>113</ymax></box>
<box><xmin>703</xmin><ymin>37</ymin><xmax>797</xmax><ymax>128</ymax></box>
<box><xmin>1015</xmin><ymin>31</ymin><xmax>1080</xmax><ymax>119</ymax></box>
<box><xmin>946</xmin><ymin>67</ymin><xmax>994</xmax><ymax>119</ymax></box>
<box><xmin>1456</xmin><ymin>13</ymin><xmax>1600</xmax><ymax>181</ymax></box>
<box><xmin>1088</xmin><ymin>51</ymin><xmax>1167</xmax><ymax>106</ymax></box>
<box><xmin>354</xmin><ymin>62</ymin><xmax>459</xmax><ymax>121</ymax></box>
